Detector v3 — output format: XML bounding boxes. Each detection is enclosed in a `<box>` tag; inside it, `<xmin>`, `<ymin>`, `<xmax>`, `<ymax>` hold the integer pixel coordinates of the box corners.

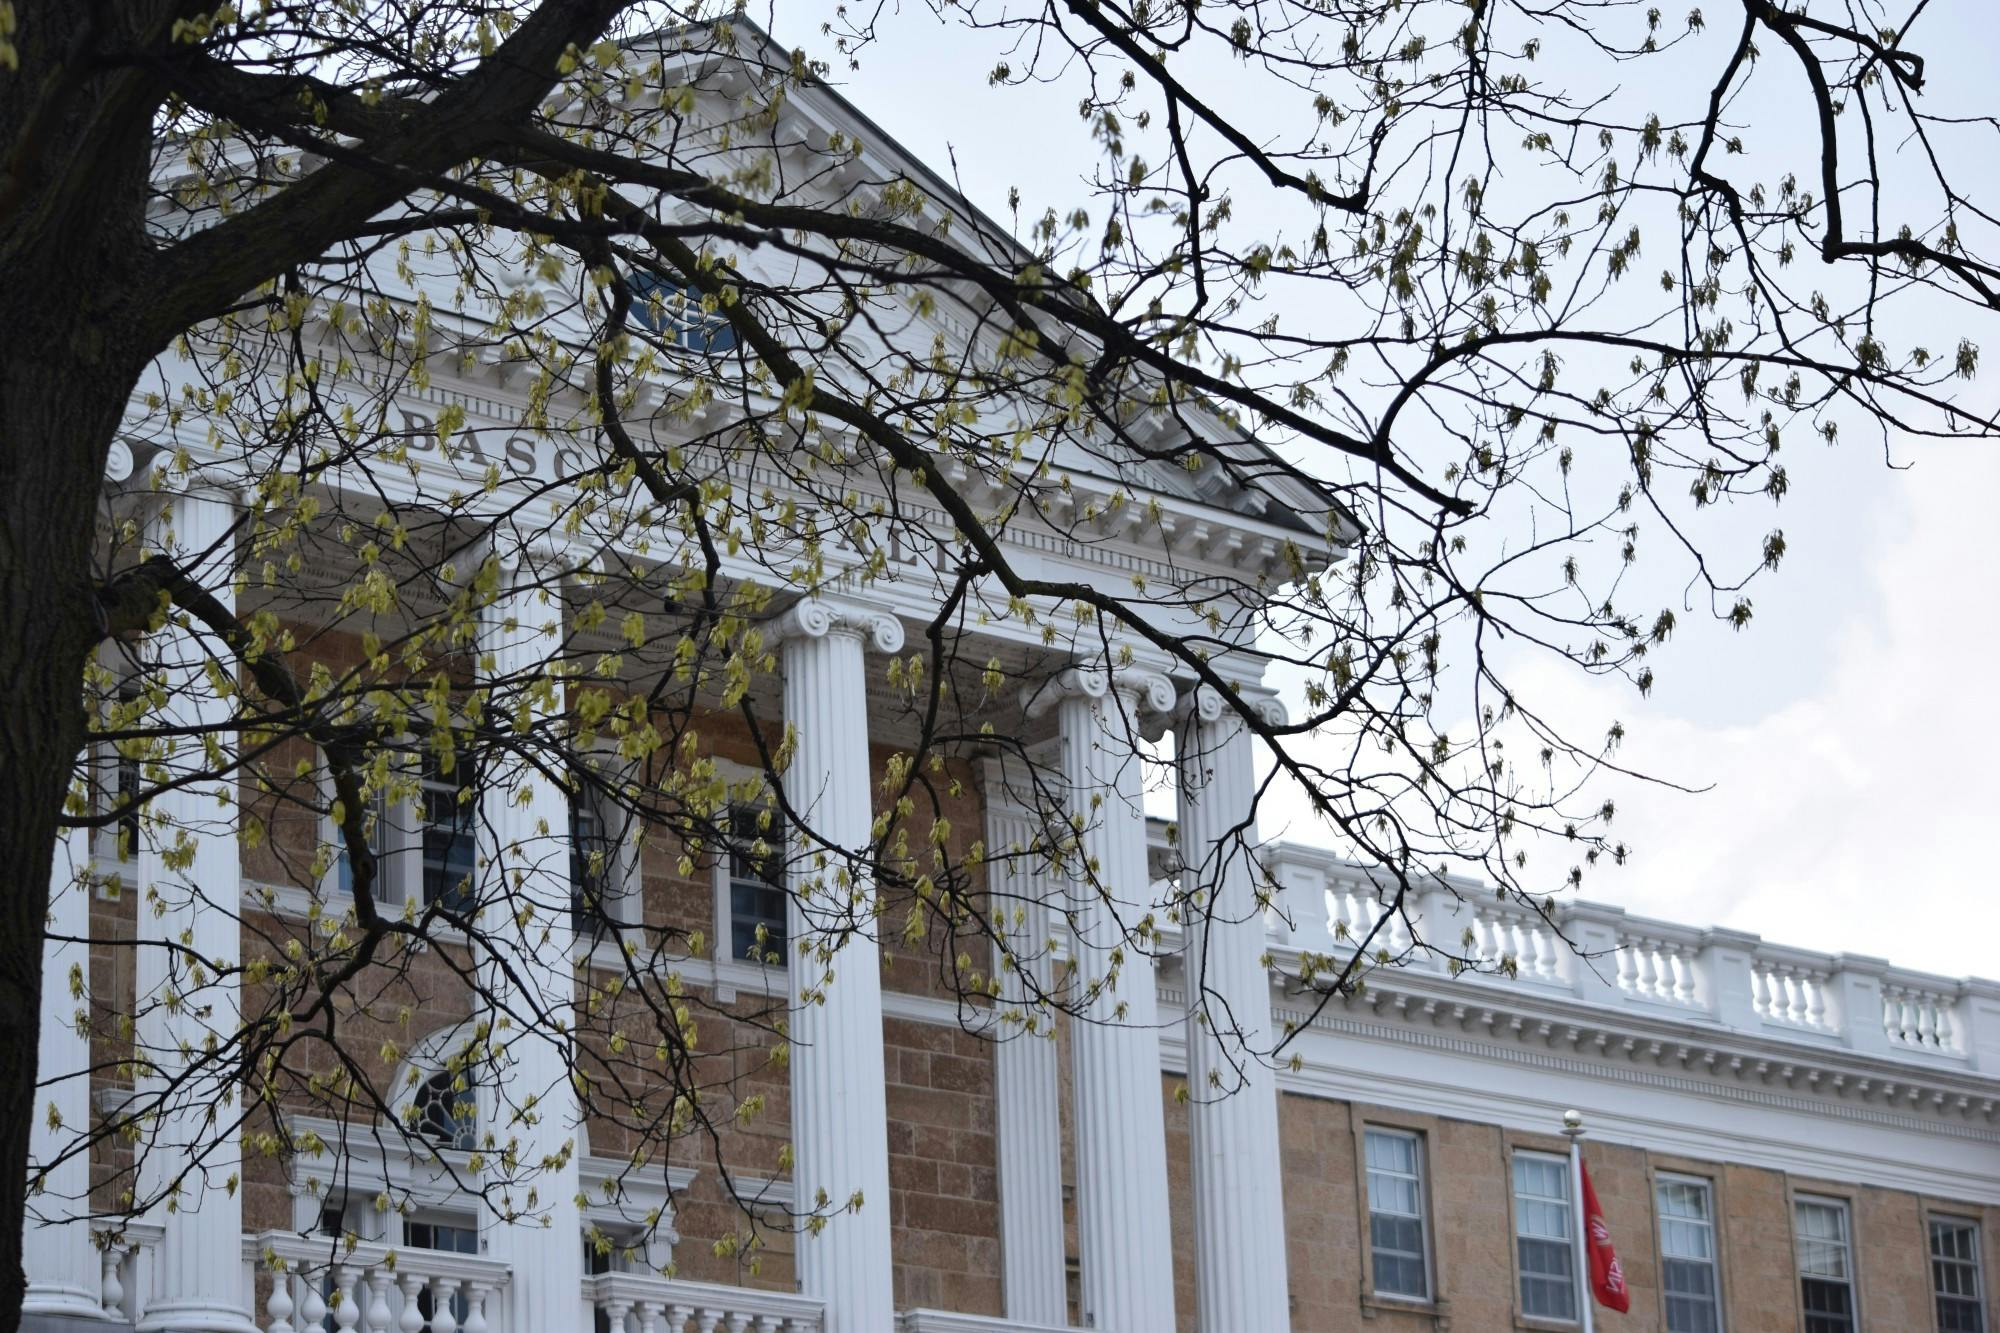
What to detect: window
<box><xmin>420</xmin><ymin>753</ymin><xmax>477</xmax><ymax>914</ymax></box>
<box><xmin>1514</xmin><ymin>1151</ymin><xmax>1577</xmax><ymax>1322</ymax></box>
<box><xmin>628</xmin><ymin>270</ymin><xmax>739</xmax><ymax>353</ymax></box>
<box><xmin>570</xmin><ymin>794</ymin><xmax>614</xmax><ymax>935</ymax></box>
<box><xmin>1657</xmin><ymin>1175</ymin><xmax>1723</xmax><ymax>1333</ymax></box>
<box><xmin>722</xmin><ymin>805</ymin><xmax>786</xmax><ymax>964</ymax></box>
<box><xmin>1795</xmin><ymin>1197</ymin><xmax>1856</xmax><ymax>1333</ymax></box>
<box><xmin>407</xmin><ymin>1216</ymin><xmax>478</xmax><ymax>1327</ymax></box>
<box><xmin>1933</xmin><ymin>1216</ymin><xmax>1986</xmax><ymax>1333</ymax></box>
<box><xmin>1364</xmin><ymin>1128</ymin><xmax>1431</xmax><ymax>1301</ymax></box>
<box><xmin>412</xmin><ymin>1068</ymin><xmax>476</xmax><ymax>1152</ymax></box>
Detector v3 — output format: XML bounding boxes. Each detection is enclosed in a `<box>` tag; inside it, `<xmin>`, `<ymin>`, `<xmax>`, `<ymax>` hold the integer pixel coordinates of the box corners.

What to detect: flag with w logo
<box><xmin>1580</xmin><ymin>1159</ymin><xmax>1631</xmax><ymax>1313</ymax></box>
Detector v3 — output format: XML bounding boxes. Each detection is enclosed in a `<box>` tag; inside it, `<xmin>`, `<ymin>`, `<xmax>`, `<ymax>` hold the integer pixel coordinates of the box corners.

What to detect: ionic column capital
<box><xmin>773</xmin><ymin>594</ymin><xmax>906</xmax><ymax>654</ymax></box>
<box><xmin>1024</xmin><ymin>662</ymin><xmax>1177</xmax><ymax>720</ymax></box>
<box><xmin>1175</xmin><ymin>682</ymin><xmax>1288</xmax><ymax>731</ymax></box>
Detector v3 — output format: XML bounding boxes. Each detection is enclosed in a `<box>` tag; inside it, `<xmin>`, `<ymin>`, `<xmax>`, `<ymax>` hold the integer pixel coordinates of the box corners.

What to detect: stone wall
<box><xmin>1156</xmin><ymin>1087</ymin><xmax>2000</xmax><ymax>1332</ymax></box>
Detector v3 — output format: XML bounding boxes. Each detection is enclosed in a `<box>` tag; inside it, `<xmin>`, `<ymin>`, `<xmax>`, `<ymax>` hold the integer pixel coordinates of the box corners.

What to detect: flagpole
<box><xmin>1563</xmin><ymin>1109</ymin><xmax>1596</xmax><ymax>1333</ymax></box>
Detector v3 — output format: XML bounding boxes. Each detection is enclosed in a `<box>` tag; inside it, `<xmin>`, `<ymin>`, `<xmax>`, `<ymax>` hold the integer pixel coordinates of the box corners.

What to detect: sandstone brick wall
<box><xmin>1159</xmin><ymin>1089</ymin><xmax>1994</xmax><ymax>1333</ymax></box>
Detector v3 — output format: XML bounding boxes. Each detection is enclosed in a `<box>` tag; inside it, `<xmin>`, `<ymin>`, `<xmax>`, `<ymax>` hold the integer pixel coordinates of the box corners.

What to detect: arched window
<box><xmin>412</xmin><ymin>1068</ymin><xmax>476</xmax><ymax>1151</ymax></box>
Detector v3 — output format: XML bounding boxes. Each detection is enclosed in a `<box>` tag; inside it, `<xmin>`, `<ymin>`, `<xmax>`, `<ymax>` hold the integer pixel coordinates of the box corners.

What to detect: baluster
<box><xmin>636</xmin><ymin>1300</ymin><xmax>665</xmax><ymax>1333</ymax></box>
<box><xmin>600</xmin><ymin>1298</ymin><xmax>633</xmax><ymax>1333</ymax></box>
<box><xmin>101</xmin><ymin>1244</ymin><xmax>127</xmax><ymax>1320</ymax></box>
<box><xmin>1331</xmin><ymin>886</ymin><xmax>1358</xmax><ymax>944</ymax></box>
<box><xmin>784</xmin><ymin>1319</ymin><xmax>816</xmax><ymax>1333</ymax></box>
<box><xmin>1916</xmin><ymin>995</ymin><xmax>1939</xmax><ymax>1048</ymax></box>
<box><xmin>1804</xmin><ymin>972</ymin><xmax>1828</xmax><ymax>1029</ymax></box>
<box><xmin>366</xmin><ymin>1269</ymin><xmax>395</xmax><ymax>1333</ymax></box>
<box><xmin>725</xmin><ymin>1312</ymin><xmax>753</xmax><ymax>1333</ymax></box>
<box><xmin>1935</xmin><ymin>1000</ymin><xmax>1957</xmax><ymax>1053</ymax></box>
<box><xmin>1749</xmin><ymin>966</ymin><xmax>1771</xmax><ymax>1018</ymax></box>
<box><xmin>299</xmin><ymin>1280</ymin><xmax>328</xmax><ymax>1333</ymax></box>
<box><xmin>267</xmin><ymin>1269</ymin><xmax>297</xmax><ymax>1333</ymax></box>
<box><xmin>755</xmin><ymin>1317</ymin><xmax>783</xmax><ymax>1333</ymax></box>
<box><xmin>1773</xmin><ymin>969</ymin><xmax>1797</xmax><ymax>1024</ymax></box>
<box><xmin>1615</xmin><ymin>943</ymin><xmax>1638</xmax><ymax>995</ymax></box>
<box><xmin>1663</xmin><ymin>948</ymin><xmax>1687</xmax><ymax>1004</ymax></box>
<box><xmin>1538</xmin><ymin>925</ymin><xmax>1564</xmax><ymax>981</ymax></box>
<box><xmin>398</xmin><ymin>1273</ymin><xmax>426</xmax><ymax>1333</ymax></box>
<box><xmin>1508</xmin><ymin>920</ymin><xmax>1534</xmax><ymax>975</ymax></box>
<box><xmin>426</xmin><ymin>1277</ymin><xmax>458</xmax><ymax>1333</ymax></box>
<box><xmin>695</xmin><ymin>1308</ymin><xmax>723</xmax><ymax>1333</ymax></box>
<box><xmin>459</xmin><ymin>1282</ymin><xmax>490</xmax><ymax>1333</ymax></box>
<box><xmin>669</xmin><ymin>1303</ymin><xmax>696</xmax><ymax>1333</ymax></box>
<box><xmin>332</xmin><ymin>1266</ymin><xmax>362</xmax><ymax>1333</ymax></box>
<box><xmin>1635</xmin><ymin>942</ymin><xmax>1662</xmax><ymax>1000</ymax></box>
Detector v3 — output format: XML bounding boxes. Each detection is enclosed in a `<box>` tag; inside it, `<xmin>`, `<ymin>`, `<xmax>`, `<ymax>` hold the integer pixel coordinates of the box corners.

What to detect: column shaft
<box><xmin>1179</xmin><ymin>701</ymin><xmax>1291</xmax><ymax>1330</ymax></box>
<box><xmin>983</xmin><ymin>791</ymin><xmax>1066</xmax><ymax>1326</ymax></box>
<box><xmin>135</xmin><ymin>486</ymin><xmax>256</xmax><ymax>1332</ymax></box>
<box><xmin>24</xmin><ymin>819</ymin><xmax>100</xmax><ymax>1314</ymax></box>
<box><xmin>1058</xmin><ymin>684</ymin><xmax>1177</xmax><ymax>1333</ymax></box>
<box><xmin>782</xmin><ymin>614</ymin><xmax>896</xmax><ymax>1333</ymax></box>
<box><xmin>474</xmin><ymin>571</ymin><xmax>584</xmax><ymax>1330</ymax></box>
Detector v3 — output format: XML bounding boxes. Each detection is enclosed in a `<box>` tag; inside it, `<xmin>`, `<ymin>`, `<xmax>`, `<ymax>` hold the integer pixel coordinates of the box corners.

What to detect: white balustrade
<box><xmin>1881</xmin><ymin>979</ymin><xmax>1963</xmax><ymax>1055</ymax></box>
<box><xmin>1616</xmin><ymin>933</ymin><xmax>1705</xmax><ymax>1010</ymax></box>
<box><xmin>586</xmin><ymin>1272</ymin><xmax>823</xmax><ymax>1333</ymax></box>
<box><xmin>1750</xmin><ymin>959</ymin><xmax>1835</xmax><ymax>1033</ymax></box>
<box><xmin>1463</xmin><ymin>900</ymin><xmax>1567</xmax><ymax>984</ymax></box>
<box><xmin>251</xmin><ymin>1232</ymin><xmax>510</xmax><ymax>1333</ymax></box>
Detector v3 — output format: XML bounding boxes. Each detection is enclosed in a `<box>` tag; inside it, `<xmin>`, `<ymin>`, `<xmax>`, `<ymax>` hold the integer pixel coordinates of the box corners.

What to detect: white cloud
<box><xmin>1499</xmin><ymin>441</ymin><xmax>2000</xmax><ymax>979</ymax></box>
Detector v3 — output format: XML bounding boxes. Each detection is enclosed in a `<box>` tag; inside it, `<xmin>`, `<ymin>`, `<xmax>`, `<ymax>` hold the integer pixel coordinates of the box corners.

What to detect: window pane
<box><xmin>413</xmin><ymin>1069</ymin><xmax>476</xmax><ymax>1151</ymax></box>
<box><xmin>1514</xmin><ymin>1153</ymin><xmax>1575</xmax><ymax>1321</ymax></box>
<box><xmin>1932</xmin><ymin>1218</ymin><xmax>1987</xmax><ymax>1333</ymax></box>
<box><xmin>1519</xmin><ymin>1237</ymin><xmax>1577</xmax><ymax>1320</ymax></box>
<box><xmin>421</xmin><ymin>755</ymin><xmax>477</xmax><ymax>913</ymax></box>
<box><xmin>1656</xmin><ymin>1178</ymin><xmax>1721</xmax><ymax>1333</ymax></box>
<box><xmin>1363</xmin><ymin>1130</ymin><xmax>1428</xmax><ymax>1300</ymax></box>
<box><xmin>1796</xmin><ymin>1199</ymin><xmax>1854</xmax><ymax>1333</ymax></box>
<box><xmin>727</xmin><ymin>806</ymin><xmax>787</xmax><ymax>962</ymax></box>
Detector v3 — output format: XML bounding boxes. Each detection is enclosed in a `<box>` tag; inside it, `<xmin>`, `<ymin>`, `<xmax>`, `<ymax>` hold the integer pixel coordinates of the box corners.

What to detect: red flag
<box><xmin>1580</xmin><ymin>1159</ymin><xmax>1631</xmax><ymax>1313</ymax></box>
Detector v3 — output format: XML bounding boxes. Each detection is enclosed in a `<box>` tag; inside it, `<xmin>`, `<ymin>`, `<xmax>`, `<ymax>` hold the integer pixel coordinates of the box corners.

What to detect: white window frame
<box><xmin>1512</xmin><ymin>1148</ymin><xmax>1578</xmax><ymax>1324</ymax></box>
<box><xmin>1929</xmin><ymin>1213</ymin><xmax>1986</xmax><ymax>1333</ymax></box>
<box><xmin>1656</xmin><ymin>1172</ymin><xmax>1724</xmax><ymax>1333</ymax></box>
<box><xmin>318</xmin><ymin>748</ymin><xmax>418</xmax><ymax>907</ymax></box>
<box><xmin>1795</xmin><ymin>1194</ymin><xmax>1857</xmax><ymax>1333</ymax></box>
<box><xmin>1362</xmin><ymin>1126</ymin><xmax>1432</xmax><ymax>1303</ymax></box>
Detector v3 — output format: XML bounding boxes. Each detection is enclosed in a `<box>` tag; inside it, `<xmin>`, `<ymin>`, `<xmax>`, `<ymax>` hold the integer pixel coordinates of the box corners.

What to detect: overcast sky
<box><xmin>770</xmin><ymin>1</ymin><xmax>2000</xmax><ymax>979</ymax></box>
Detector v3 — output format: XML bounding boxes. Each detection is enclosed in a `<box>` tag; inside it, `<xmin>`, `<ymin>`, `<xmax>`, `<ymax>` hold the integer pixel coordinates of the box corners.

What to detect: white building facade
<box><xmin>21</xmin><ymin>24</ymin><xmax>2000</xmax><ymax>1333</ymax></box>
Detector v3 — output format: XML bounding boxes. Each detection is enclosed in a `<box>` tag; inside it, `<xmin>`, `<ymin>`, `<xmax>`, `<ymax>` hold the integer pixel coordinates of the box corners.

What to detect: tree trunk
<box><xmin>0</xmin><ymin>330</ymin><xmax>142</xmax><ymax>1332</ymax></box>
<box><xmin>0</xmin><ymin>8</ymin><xmax>169</xmax><ymax>1325</ymax></box>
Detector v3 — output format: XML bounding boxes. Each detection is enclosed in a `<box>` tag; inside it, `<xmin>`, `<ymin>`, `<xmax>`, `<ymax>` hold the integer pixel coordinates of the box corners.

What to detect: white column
<box><xmin>778</xmin><ymin>596</ymin><xmax>901</xmax><ymax>1333</ymax></box>
<box><xmin>135</xmin><ymin>485</ymin><xmax>257</xmax><ymax>1333</ymax></box>
<box><xmin>1177</xmin><ymin>686</ymin><xmax>1291</xmax><ymax>1330</ymax></box>
<box><xmin>24</xmin><ymin>817</ymin><xmax>101</xmax><ymax>1316</ymax></box>
<box><xmin>472</xmin><ymin>553</ymin><xmax>584</xmax><ymax>1329</ymax></box>
<box><xmin>1046</xmin><ymin>665</ymin><xmax>1177</xmax><ymax>1333</ymax></box>
<box><xmin>981</xmin><ymin>771</ymin><xmax>1066</xmax><ymax>1326</ymax></box>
